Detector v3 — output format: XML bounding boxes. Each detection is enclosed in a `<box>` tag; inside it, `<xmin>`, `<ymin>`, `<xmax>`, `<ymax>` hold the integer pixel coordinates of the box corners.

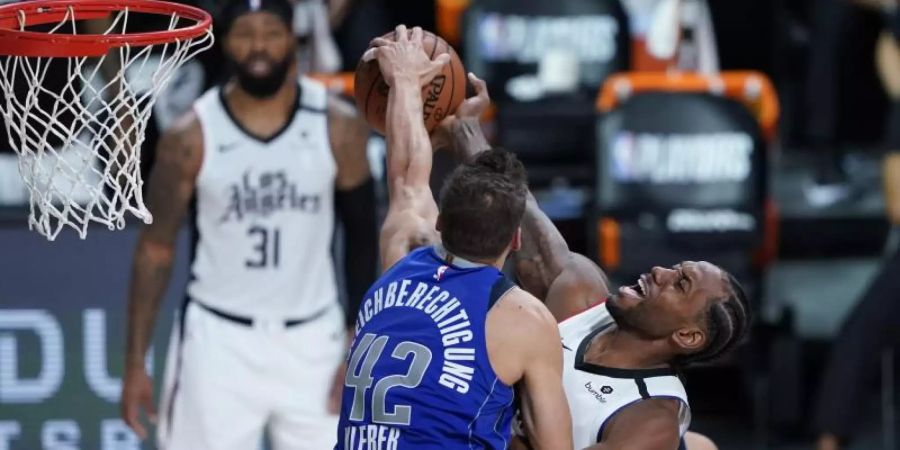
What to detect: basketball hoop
<box><xmin>0</xmin><ymin>0</ymin><xmax>213</xmax><ymax>240</ymax></box>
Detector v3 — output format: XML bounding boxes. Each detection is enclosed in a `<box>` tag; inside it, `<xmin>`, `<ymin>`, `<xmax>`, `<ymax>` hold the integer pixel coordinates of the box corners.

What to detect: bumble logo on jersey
<box><xmin>219</xmin><ymin>169</ymin><xmax>322</xmax><ymax>223</ymax></box>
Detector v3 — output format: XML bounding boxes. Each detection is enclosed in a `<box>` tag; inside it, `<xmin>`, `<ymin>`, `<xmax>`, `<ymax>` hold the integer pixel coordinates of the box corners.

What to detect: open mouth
<box><xmin>632</xmin><ymin>274</ymin><xmax>648</xmax><ymax>298</ymax></box>
<box><xmin>619</xmin><ymin>273</ymin><xmax>649</xmax><ymax>300</ymax></box>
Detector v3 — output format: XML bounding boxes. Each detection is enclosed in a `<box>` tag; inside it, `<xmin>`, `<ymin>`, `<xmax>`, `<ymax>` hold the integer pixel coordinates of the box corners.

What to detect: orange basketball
<box><xmin>354</xmin><ymin>30</ymin><xmax>467</xmax><ymax>135</ymax></box>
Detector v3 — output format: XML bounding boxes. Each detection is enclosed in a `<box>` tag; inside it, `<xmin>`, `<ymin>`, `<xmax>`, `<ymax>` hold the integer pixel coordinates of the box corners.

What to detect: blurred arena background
<box><xmin>1</xmin><ymin>0</ymin><xmax>899</xmax><ymax>448</ymax></box>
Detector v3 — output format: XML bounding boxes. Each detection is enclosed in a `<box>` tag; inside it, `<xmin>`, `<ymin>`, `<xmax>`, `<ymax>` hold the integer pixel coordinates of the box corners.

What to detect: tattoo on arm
<box><xmin>125</xmin><ymin>116</ymin><xmax>202</xmax><ymax>369</ymax></box>
<box><xmin>513</xmin><ymin>193</ymin><xmax>572</xmax><ymax>300</ymax></box>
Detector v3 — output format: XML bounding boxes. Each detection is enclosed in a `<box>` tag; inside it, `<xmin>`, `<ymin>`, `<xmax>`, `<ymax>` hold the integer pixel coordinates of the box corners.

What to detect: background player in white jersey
<box><xmin>348</xmin><ymin>25</ymin><xmax>573</xmax><ymax>448</ymax></box>
<box><xmin>444</xmin><ymin>91</ymin><xmax>748</xmax><ymax>450</ymax></box>
<box><xmin>119</xmin><ymin>1</ymin><xmax>376</xmax><ymax>448</ymax></box>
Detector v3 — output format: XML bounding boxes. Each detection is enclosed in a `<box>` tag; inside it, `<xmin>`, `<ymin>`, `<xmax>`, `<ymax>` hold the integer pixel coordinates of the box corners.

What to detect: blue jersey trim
<box><xmin>468</xmin><ymin>376</ymin><xmax>501</xmax><ymax>449</ymax></box>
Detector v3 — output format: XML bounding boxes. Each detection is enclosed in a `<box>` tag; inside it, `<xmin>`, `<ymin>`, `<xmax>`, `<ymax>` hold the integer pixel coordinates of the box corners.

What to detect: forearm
<box><xmin>514</xmin><ymin>193</ymin><xmax>572</xmax><ymax>299</ymax></box>
<box><xmin>327</xmin><ymin>0</ymin><xmax>354</xmax><ymax>28</ymax></box>
<box><xmin>337</xmin><ymin>178</ymin><xmax>377</xmax><ymax>326</ymax></box>
<box><xmin>125</xmin><ymin>239</ymin><xmax>175</xmax><ymax>369</ymax></box>
<box><xmin>447</xmin><ymin>118</ymin><xmax>492</xmax><ymax>163</ymax></box>
<box><xmin>441</xmin><ymin>116</ymin><xmax>570</xmax><ymax>296</ymax></box>
<box><xmin>386</xmin><ymin>79</ymin><xmax>432</xmax><ymax>190</ymax></box>
<box><xmin>523</xmin><ymin>371</ymin><xmax>573</xmax><ymax>449</ymax></box>
<box><xmin>885</xmin><ymin>153</ymin><xmax>900</xmax><ymax>224</ymax></box>
<box><xmin>584</xmin><ymin>444</ymin><xmax>613</xmax><ymax>450</ymax></box>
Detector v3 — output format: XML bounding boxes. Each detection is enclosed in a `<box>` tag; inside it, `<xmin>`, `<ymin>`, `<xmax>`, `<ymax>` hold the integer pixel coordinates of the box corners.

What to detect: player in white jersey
<box><xmin>119</xmin><ymin>1</ymin><xmax>376</xmax><ymax>449</ymax></box>
<box><xmin>443</xmin><ymin>92</ymin><xmax>748</xmax><ymax>450</ymax></box>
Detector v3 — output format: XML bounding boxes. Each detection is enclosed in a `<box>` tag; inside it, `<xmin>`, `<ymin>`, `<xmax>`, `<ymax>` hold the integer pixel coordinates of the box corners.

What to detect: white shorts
<box><xmin>157</xmin><ymin>301</ymin><xmax>346</xmax><ymax>450</ymax></box>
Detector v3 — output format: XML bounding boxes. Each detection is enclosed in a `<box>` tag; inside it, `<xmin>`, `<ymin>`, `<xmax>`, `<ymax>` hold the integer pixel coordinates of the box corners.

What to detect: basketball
<box><xmin>354</xmin><ymin>29</ymin><xmax>467</xmax><ymax>135</ymax></box>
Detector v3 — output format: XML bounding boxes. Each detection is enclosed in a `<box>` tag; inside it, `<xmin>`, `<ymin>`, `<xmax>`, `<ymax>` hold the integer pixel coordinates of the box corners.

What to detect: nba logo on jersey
<box><xmin>434</xmin><ymin>265</ymin><xmax>448</xmax><ymax>281</ymax></box>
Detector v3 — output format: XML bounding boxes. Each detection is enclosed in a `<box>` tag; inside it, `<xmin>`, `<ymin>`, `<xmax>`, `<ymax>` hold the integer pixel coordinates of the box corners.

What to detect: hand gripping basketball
<box><xmin>354</xmin><ymin>25</ymin><xmax>467</xmax><ymax>134</ymax></box>
<box><xmin>363</xmin><ymin>25</ymin><xmax>451</xmax><ymax>88</ymax></box>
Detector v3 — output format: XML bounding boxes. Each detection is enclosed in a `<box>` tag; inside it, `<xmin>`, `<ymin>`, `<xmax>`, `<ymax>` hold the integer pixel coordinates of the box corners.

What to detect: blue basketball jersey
<box><xmin>336</xmin><ymin>246</ymin><xmax>516</xmax><ymax>450</ymax></box>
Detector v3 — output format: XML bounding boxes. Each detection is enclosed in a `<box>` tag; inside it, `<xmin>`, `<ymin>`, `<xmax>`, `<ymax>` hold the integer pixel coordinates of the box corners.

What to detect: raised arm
<box><xmin>121</xmin><ymin>111</ymin><xmax>203</xmax><ymax>439</ymax></box>
<box><xmin>517</xmin><ymin>194</ymin><xmax>610</xmax><ymax>320</ymax></box>
<box><xmin>443</xmin><ymin>77</ymin><xmax>610</xmax><ymax>319</ymax></box>
<box><xmin>365</xmin><ymin>25</ymin><xmax>450</xmax><ymax>197</ymax></box>
<box><xmin>366</xmin><ymin>25</ymin><xmax>449</xmax><ymax>268</ymax></box>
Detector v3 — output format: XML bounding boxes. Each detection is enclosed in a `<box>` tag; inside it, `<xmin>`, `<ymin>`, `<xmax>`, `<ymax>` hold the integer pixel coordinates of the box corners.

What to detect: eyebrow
<box><xmin>676</xmin><ymin>264</ymin><xmax>694</xmax><ymax>291</ymax></box>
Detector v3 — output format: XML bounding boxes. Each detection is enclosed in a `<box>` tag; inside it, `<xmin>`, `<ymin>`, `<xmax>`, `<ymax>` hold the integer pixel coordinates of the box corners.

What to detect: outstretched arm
<box><xmin>515</xmin><ymin>193</ymin><xmax>610</xmax><ymax>320</ymax></box>
<box><xmin>366</xmin><ymin>25</ymin><xmax>449</xmax><ymax>269</ymax></box>
<box><xmin>384</xmin><ymin>68</ymin><xmax>432</xmax><ymax>194</ymax></box>
<box><xmin>444</xmin><ymin>77</ymin><xmax>610</xmax><ymax>319</ymax></box>
<box><xmin>365</xmin><ymin>25</ymin><xmax>449</xmax><ymax>197</ymax></box>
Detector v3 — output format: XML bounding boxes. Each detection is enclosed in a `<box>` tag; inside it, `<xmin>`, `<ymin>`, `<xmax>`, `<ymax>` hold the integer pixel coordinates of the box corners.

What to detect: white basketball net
<box><xmin>0</xmin><ymin>6</ymin><xmax>213</xmax><ymax>240</ymax></box>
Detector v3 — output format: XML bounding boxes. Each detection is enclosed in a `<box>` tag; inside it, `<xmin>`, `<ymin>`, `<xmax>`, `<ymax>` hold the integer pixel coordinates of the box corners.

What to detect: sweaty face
<box><xmin>607</xmin><ymin>261</ymin><xmax>729</xmax><ymax>341</ymax></box>
<box><xmin>224</xmin><ymin>12</ymin><xmax>295</xmax><ymax>98</ymax></box>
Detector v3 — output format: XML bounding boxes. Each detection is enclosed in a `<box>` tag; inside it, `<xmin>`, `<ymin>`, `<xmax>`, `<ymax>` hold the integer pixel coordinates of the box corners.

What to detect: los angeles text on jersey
<box><xmin>219</xmin><ymin>169</ymin><xmax>322</xmax><ymax>223</ymax></box>
<box><xmin>343</xmin><ymin>424</ymin><xmax>401</xmax><ymax>450</ymax></box>
<box><xmin>355</xmin><ymin>278</ymin><xmax>476</xmax><ymax>394</ymax></box>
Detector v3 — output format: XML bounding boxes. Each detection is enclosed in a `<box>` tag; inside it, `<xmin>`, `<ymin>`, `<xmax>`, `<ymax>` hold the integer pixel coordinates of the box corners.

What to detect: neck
<box><xmin>438</xmin><ymin>244</ymin><xmax>507</xmax><ymax>270</ymax></box>
<box><xmin>584</xmin><ymin>327</ymin><xmax>673</xmax><ymax>370</ymax></box>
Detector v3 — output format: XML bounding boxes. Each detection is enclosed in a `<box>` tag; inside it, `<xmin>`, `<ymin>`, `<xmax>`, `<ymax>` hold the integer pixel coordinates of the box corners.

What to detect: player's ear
<box><xmin>672</xmin><ymin>326</ymin><xmax>705</xmax><ymax>353</ymax></box>
<box><xmin>510</xmin><ymin>227</ymin><xmax>522</xmax><ymax>252</ymax></box>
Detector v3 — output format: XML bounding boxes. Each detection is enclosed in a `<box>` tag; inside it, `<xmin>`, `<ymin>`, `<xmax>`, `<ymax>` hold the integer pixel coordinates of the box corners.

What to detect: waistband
<box><xmin>191</xmin><ymin>299</ymin><xmax>331</xmax><ymax>330</ymax></box>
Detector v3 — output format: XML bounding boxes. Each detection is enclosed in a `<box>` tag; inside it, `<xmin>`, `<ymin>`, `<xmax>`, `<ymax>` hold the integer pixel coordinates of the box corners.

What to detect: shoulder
<box><xmin>161</xmin><ymin>109</ymin><xmax>203</xmax><ymax>148</ymax></box>
<box><xmin>326</xmin><ymin>94</ymin><xmax>369</xmax><ymax>149</ymax></box>
<box><xmin>602</xmin><ymin>398</ymin><xmax>681</xmax><ymax>447</ymax></box>
<box><xmin>492</xmin><ymin>287</ymin><xmax>561</xmax><ymax>347</ymax></box>
<box><xmin>167</xmin><ymin>108</ymin><xmax>203</xmax><ymax>139</ymax></box>
<box><xmin>326</xmin><ymin>94</ymin><xmax>360</xmax><ymax>120</ymax></box>
<box><xmin>157</xmin><ymin>110</ymin><xmax>204</xmax><ymax>174</ymax></box>
<box><xmin>546</xmin><ymin>253</ymin><xmax>611</xmax><ymax>322</ymax></box>
<box><xmin>486</xmin><ymin>285</ymin><xmax>563</xmax><ymax>384</ymax></box>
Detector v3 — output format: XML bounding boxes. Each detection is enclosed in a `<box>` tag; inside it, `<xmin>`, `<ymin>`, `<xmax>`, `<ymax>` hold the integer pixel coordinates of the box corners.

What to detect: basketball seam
<box><xmin>446</xmin><ymin>40</ymin><xmax>457</xmax><ymax>126</ymax></box>
<box><xmin>363</xmin><ymin>65</ymin><xmax>380</xmax><ymax>127</ymax></box>
<box><xmin>429</xmin><ymin>33</ymin><xmax>438</xmax><ymax>59</ymax></box>
<box><xmin>425</xmin><ymin>34</ymin><xmax>438</xmax><ymax>129</ymax></box>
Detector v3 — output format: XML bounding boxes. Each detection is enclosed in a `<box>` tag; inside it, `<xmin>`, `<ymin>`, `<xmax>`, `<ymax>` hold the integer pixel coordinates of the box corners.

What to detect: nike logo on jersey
<box><xmin>220</xmin><ymin>170</ymin><xmax>322</xmax><ymax>223</ymax></box>
<box><xmin>218</xmin><ymin>142</ymin><xmax>240</xmax><ymax>153</ymax></box>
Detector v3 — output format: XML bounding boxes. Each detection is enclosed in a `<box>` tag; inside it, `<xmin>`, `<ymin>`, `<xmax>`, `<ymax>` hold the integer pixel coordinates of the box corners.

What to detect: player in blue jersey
<box><xmin>335</xmin><ymin>26</ymin><xmax>573</xmax><ymax>450</ymax></box>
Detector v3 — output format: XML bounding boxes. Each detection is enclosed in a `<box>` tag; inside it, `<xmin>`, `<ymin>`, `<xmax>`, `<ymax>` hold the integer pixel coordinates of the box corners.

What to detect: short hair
<box><xmin>677</xmin><ymin>273</ymin><xmax>751</xmax><ymax>366</ymax></box>
<box><xmin>438</xmin><ymin>148</ymin><xmax>528</xmax><ymax>261</ymax></box>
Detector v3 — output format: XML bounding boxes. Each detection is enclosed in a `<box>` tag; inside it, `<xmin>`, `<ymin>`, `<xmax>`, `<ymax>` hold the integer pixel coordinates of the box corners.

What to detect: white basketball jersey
<box><xmin>187</xmin><ymin>77</ymin><xmax>338</xmax><ymax>318</ymax></box>
<box><xmin>560</xmin><ymin>303</ymin><xmax>691</xmax><ymax>448</ymax></box>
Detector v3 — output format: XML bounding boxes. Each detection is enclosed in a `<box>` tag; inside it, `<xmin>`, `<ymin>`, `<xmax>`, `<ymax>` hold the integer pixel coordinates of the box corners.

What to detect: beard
<box><xmin>607</xmin><ymin>296</ymin><xmax>669</xmax><ymax>340</ymax></box>
<box><xmin>229</xmin><ymin>50</ymin><xmax>295</xmax><ymax>99</ymax></box>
